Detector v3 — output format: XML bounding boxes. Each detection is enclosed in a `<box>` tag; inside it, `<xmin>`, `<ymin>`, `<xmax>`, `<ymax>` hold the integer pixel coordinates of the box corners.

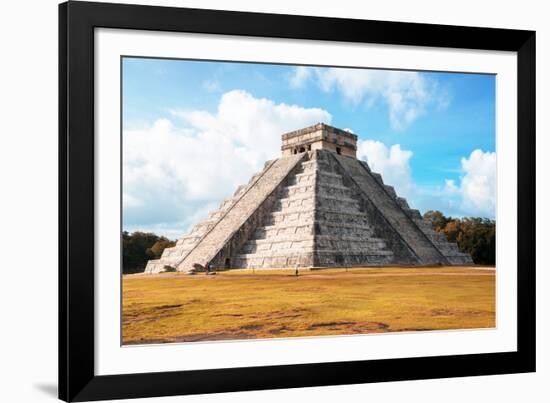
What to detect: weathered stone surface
<box><xmin>281</xmin><ymin>123</ymin><xmax>357</xmax><ymax>158</ymax></box>
<box><xmin>144</xmin><ymin>123</ymin><xmax>473</xmax><ymax>273</ymax></box>
<box><xmin>332</xmin><ymin>153</ymin><xmax>448</xmax><ymax>265</ymax></box>
<box><xmin>146</xmin><ymin>153</ymin><xmax>306</xmax><ymax>273</ymax></box>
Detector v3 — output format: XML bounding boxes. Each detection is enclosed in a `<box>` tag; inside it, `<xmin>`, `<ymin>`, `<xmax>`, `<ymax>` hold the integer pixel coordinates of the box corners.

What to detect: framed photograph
<box><xmin>59</xmin><ymin>1</ymin><xmax>535</xmax><ymax>401</ymax></box>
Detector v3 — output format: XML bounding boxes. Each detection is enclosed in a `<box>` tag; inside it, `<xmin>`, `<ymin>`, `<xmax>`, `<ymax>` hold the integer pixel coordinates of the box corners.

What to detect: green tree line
<box><xmin>423</xmin><ymin>210</ymin><xmax>495</xmax><ymax>265</ymax></box>
<box><xmin>122</xmin><ymin>231</ymin><xmax>175</xmax><ymax>274</ymax></box>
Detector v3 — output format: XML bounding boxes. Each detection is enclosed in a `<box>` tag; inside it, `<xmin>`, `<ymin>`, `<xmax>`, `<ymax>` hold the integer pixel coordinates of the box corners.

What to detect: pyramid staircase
<box><xmin>332</xmin><ymin>154</ymin><xmax>472</xmax><ymax>265</ymax></box>
<box><xmin>232</xmin><ymin>151</ymin><xmax>395</xmax><ymax>268</ymax></box>
<box><xmin>144</xmin><ymin>153</ymin><xmax>306</xmax><ymax>273</ymax></box>
<box><xmin>144</xmin><ymin>124</ymin><xmax>472</xmax><ymax>273</ymax></box>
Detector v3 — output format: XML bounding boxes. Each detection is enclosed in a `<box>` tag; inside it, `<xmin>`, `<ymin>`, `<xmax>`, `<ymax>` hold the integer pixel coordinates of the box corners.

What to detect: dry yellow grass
<box><xmin>122</xmin><ymin>266</ymin><xmax>495</xmax><ymax>345</ymax></box>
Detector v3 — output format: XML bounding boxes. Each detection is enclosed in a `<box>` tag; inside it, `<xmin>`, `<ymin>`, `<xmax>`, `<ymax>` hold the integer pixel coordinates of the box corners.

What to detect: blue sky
<box><xmin>122</xmin><ymin>57</ymin><xmax>496</xmax><ymax>239</ymax></box>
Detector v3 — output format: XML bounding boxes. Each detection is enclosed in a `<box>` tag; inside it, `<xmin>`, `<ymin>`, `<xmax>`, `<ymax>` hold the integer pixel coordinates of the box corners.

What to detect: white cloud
<box><xmin>289</xmin><ymin>66</ymin><xmax>312</xmax><ymax>88</ymax></box>
<box><xmin>357</xmin><ymin>139</ymin><xmax>414</xmax><ymax>198</ymax></box>
<box><xmin>124</xmin><ymin>90</ymin><xmax>331</xmax><ymax>238</ymax></box>
<box><xmin>444</xmin><ymin>179</ymin><xmax>459</xmax><ymax>194</ymax></box>
<box><xmin>290</xmin><ymin>66</ymin><xmax>448</xmax><ymax>130</ymax></box>
<box><xmin>341</xmin><ymin>139</ymin><xmax>495</xmax><ymax>219</ymax></box>
<box><xmin>445</xmin><ymin>149</ymin><xmax>496</xmax><ymax>216</ymax></box>
<box><xmin>202</xmin><ymin>79</ymin><xmax>221</xmax><ymax>93</ymax></box>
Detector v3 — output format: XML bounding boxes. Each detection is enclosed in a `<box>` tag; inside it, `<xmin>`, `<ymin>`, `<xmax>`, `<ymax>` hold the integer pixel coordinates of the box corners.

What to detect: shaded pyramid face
<box><xmin>145</xmin><ymin>129</ymin><xmax>472</xmax><ymax>274</ymax></box>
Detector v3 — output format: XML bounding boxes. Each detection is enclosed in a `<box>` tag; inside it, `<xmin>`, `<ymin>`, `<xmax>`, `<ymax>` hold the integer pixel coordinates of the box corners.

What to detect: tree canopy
<box><xmin>122</xmin><ymin>231</ymin><xmax>176</xmax><ymax>274</ymax></box>
<box><xmin>423</xmin><ymin>211</ymin><xmax>495</xmax><ymax>265</ymax></box>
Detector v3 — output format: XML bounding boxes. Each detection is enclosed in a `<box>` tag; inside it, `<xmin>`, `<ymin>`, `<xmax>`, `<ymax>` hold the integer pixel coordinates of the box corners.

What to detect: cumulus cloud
<box><xmin>202</xmin><ymin>79</ymin><xmax>221</xmax><ymax>93</ymax></box>
<box><xmin>355</xmin><ymin>145</ymin><xmax>496</xmax><ymax>218</ymax></box>
<box><xmin>123</xmin><ymin>90</ymin><xmax>331</xmax><ymax>238</ymax></box>
<box><xmin>289</xmin><ymin>66</ymin><xmax>448</xmax><ymax>130</ymax></box>
<box><xmin>445</xmin><ymin>149</ymin><xmax>496</xmax><ymax>216</ymax></box>
<box><xmin>357</xmin><ymin>139</ymin><xmax>414</xmax><ymax>198</ymax></box>
<box><xmin>289</xmin><ymin>66</ymin><xmax>311</xmax><ymax>88</ymax></box>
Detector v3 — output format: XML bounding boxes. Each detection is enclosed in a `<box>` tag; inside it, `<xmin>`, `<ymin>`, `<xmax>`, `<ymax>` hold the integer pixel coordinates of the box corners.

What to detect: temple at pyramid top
<box><xmin>144</xmin><ymin>124</ymin><xmax>473</xmax><ymax>274</ymax></box>
<box><xmin>281</xmin><ymin>123</ymin><xmax>358</xmax><ymax>158</ymax></box>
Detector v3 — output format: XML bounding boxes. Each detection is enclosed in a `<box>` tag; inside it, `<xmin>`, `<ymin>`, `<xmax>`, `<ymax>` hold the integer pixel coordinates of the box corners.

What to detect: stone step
<box><xmin>161</xmin><ymin>244</ymin><xmax>196</xmax><ymax>258</ymax></box>
<box><xmin>316</xmin><ymin>184</ymin><xmax>354</xmax><ymax>198</ymax></box>
<box><xmin>246</xmin><ymin>234</ymin><xmax>387</xmax><ymax>245</ymax></box>
<box><xmin>267</xmin><ymin>211</ymin><xmax>315</xmax><ymax>225</ymax></box>
<box><xmin>253</xmin><ymin>224</ymin><xmax>376</xmax><ymax>241</ymax></box>
<box><xmin>316</xmin><ymin>197</ymin><xmax>359</xmax><ymax>210</ymax></box>
<box><xmin>189</xmin><ymin>219</ymin><xmax>218</xmax><ymax>235</ymax></box>
<box><xmin>272</xmin><ymin>197</ymin><xmax>315</xmax><ymax>210</ymax></box>
<box><xmin>432</xmin><ymin>242</ymin><xmax>461</xmax><ymax>253</ymax></box>
<box><xmin>175</xmin><ymin>153</ymin><xmax>307</xmax><ymax>272</ymax></box>
<box><xmin>232</xmin><ymin>184</ymin><xmax>247</xmax><ymax>198</ymax></box>
<box><xmin>146</xmin><ymin>144</ymin><xmax>473</xmax><ymax>272</ymax></box>
<box><xmin>208</xmin><ymin>210</ymin><xmax>226</xmax><ymax>220</ymax></box>
<box><xmin>257</xmin><ymin>219</ymin><xmax>376</xmax><ymax>234</ymax></box>
<box><xmin>313</xmin><ymin>251</ymin><xmax>394</xmax><ymax>266</ymax></box>
<box><xmin>231</xmin><ymin>254</ymin><xmax>313</xmax><ymax>269</ymax></box>
<box><xmin>315</xmin><ymin>237</ymin><xmax>389</xmax><ymax>249</ymax></box>
<box><xmin>309</xmin><ymin>170</ymin><xmax>341</xmax><ymax>179</ymax></box>
<box><xmin>269</xmin><ymin>204</ymin><xmax>317</xmax><ymax>215</ymax></box>
<box><xmin>359</xmin><ymin>160</ymin><xmax>372</xmax><ymax>172</ymax></box>
<box><xmin>280</xmin><ymin>182</ymin><xmax>353</xmax><ymax>199</ymax></box>
<box><xmin>253</xmin><ymin>223</ymin><xmax>314</xmax><ymax>239</ymax></box>
<box><xmin>232</xmin><ymin>249</ymin><xmax>394</xmax><ymax>269</ymax></box>
<box><xmin>315</xmin><ymin>226</ymin><xmax>375</xmax><ymax>238</ymax></box>
<box><xmin>246</xmin><ymin>234</ymin><xmax>313</xmax><ymax>244</ymax></box>
<box><xmin>292</xmin><ymin>171</ymin><xmax>317</xmax><ymax>180</ymax></box>
<box><xmin>396</xmin><ymin>197</ymin><xmax>410</xmax><ymax>210</ymax></box>
<box><xmin>175</xmin><ymin>234</ymin><xmax>202</xmax><ymax>246</ymax></box>
<box><xmin>241</xmin><ymin>239</ymin><xmax>314</xmax><ymax>253</ymax></box>
<box><xmin>315</xmin><ymin>219</ymin><xmax>374</xmax><ymax>236</ymax></box>
<box><xmin>410</xmin><ymin>218</ymin><xmax>474</xmax><ymax>265</ymax></box>
<box><xmin>282</xmin><ymin>183</ymin><xmax>317</xmax><ymax>192</ymax></box>
<box><xmin>332</xmin><ymin>153</ymin><xmax>448</xmax><ymax>265</ymax></box>
<box><xmin>445</xmin><ymin>255</ymin><xmax>475</xmax><ymax>265</ymax></box>
<box><xmin>301</xmin><ymin>159</ymin><xmax>330</xmax><ymax>169</ymax></box>
<box><xmin>422</xmin><ymin>231</ymin><xmax>448</xmax><ymax>243</ymax></box>
<box><xmin>273</xmin><ymin>196</ymin><xmax>360</xmax><ymax>212</ymax></box>
<box><xmin>384</xmin><ymin>185</ymin><xmax>397</xmax><ymax>199</ymax></box>
<box><xmin>228</xmin><ymin>151</ymin><xmax>397</xmax><ymax>270</ymax></box>
<box><xmin>371</xmin><ymin>172</ymin><xmax>384</xmax><ymax>185</ymax></box>
<box><xmin>316</xmin><ymin>174</ymin><xmax>345</xmax><ymax>187</ymax></box>
<box><xmin>315</xmin><ymin>208</ymin><xmax>370</xmax><ymax>217</ymax></box>
<box><xmin>406</xmin><ymin>209</ymin><xmax>423</xmax><ymax>220</ymax></box>
<box><xmin>273</xmin><ymin>193</ymin><xmax>315</xmax><ymax>205</ymax></box>
<box><xmin>313</xmin><ymin>249</ymin><xmax>393</xmax><ymax>256</ymax></box>
<box><xmin>235</xmin><ymin>249</ymin><xmax>314</xmax><ymax>259</ymax></box>
<box><xmin>218</xmin><ymin>195</ymin><xmax>238</xmax><ymax>210</ymax></box>
<box><xmin>287</xmin><ymin>175</ymin><xmax>315</xmax><ymax>187</ymax></box>
<box><xmin>145</xmin><ymin>158</ymin><xmax>281</xmax><ymax>273</ymax></box>
<box><xmin>242</xmin><ymin>234</ymin><xmax>389</xmax><ymax>252</ymax></box>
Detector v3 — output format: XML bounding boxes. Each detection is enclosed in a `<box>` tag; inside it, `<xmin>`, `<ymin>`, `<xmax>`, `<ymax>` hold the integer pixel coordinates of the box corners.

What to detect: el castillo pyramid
<box><xmin>145</xmin><ymin>123</ymin><xmax>472</xmax><ymax>273</ymax></box>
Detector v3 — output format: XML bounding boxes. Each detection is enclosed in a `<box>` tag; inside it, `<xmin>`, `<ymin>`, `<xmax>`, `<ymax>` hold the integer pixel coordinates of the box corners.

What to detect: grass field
<box><xmin>122</xmin><ymin>266</ymin><xmax>495</xmax><ymax>345</ymax></box>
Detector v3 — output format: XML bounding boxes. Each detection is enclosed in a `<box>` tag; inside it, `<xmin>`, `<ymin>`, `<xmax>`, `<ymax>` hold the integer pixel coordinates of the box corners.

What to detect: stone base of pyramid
<box><xmin>145</xmin><ymin>125</ymin><xmax>473</xmax><ymax>274</ymax></box>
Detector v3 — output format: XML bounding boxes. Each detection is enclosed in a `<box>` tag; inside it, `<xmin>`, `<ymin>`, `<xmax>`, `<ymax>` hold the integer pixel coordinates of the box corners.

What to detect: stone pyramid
<box><xmin>145</xmin><ymin>124</ymin><xmax>472</xmax><ymax>273</ymax></box>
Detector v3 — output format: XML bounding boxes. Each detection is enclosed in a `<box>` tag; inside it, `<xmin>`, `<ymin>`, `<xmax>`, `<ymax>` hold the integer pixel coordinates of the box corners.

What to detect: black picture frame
<box><xmin>59</xmin><ymin>1</ymin><xmax>536</xmax><ymax>401</ymax></box>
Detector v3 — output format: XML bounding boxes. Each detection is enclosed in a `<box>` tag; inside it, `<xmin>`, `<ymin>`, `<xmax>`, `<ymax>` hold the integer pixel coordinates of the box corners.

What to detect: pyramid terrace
<box><xmin>145</xmin><ymin>124</ymin><xmax>472</xmax><ymax>273</ymax></box>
